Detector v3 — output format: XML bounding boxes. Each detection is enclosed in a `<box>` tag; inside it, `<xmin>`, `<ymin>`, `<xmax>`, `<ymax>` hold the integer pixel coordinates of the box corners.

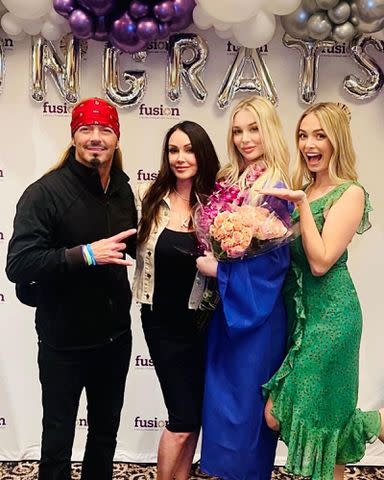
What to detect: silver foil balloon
<box><xmin>0</xmin><ymin>38</ymin><xmax>4</xmax><ymax>95</ymax></box>
<box><xmin>328</xmin><ymin>2</ymin><xmax>351</xmax><ymax>24</ymax></box>
<box><xmin>281</xmin><ymin>6</ymin><xmax>312</xmax><ymax>39</ymax></box>
<box><xmin>102</xmin><ymin>45</ymin><xmax>147</xmax><ymax>108</ymax></box>
<box><xmin>350</xmin><ymin>0</ymin><xmax>384</xmax><ymax>32</ymax></box>
<box><xmin>307</xmin><ymin>12</ymin><xmax>333</xmax><ymax>40</ymax></box>
<box><xmin>315</xmin><ymin>0</ymin><xmax>339</xmax><ymax>8</ymax></box>
<box><xmin>344</xmin><ymin>34</ymin><xmax>384</xmax><ymax>99</ymax></box>
<box><xmin>217</xmin><ymin>47</ymin><xmax>278</xmax><ymax>109</ymax></box>
<box><xmin>31</xmin><ymin>34</ymin><xmax>82</xmax><ymax>103</ymax></box>
<box><xmin>332</xmin><ymin>21</ymin><xmax>356</xmax><ymax>42</ymax></box>
<box><xmin>167</xmin><ymin>33</ymin><xmax>209</xmax><ymax>103</ymax></box>
<box><xmin>354</xmin><ymin>0</ymin><xmax>384</xmax><ymax>22</ymax></box>
<box><xmin>283</xmin><ymin>33</ymin><xmax>334</xmax><ymax>104</ymax></box>
<box><xmin>302</xmin><ymin>0</ymin><xmax>321</xmax><ymax>13</ymax></box>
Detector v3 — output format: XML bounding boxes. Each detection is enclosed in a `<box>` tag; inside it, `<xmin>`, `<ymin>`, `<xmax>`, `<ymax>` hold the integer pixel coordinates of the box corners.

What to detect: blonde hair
<box><xmin>293</xmin><ymin>102</ymin><xmax>357</xmax><ymax>189</ymax></box>
<box><xmin>218</xmin><ymin>95</ymin><xmax>290</xmax><ymax>197</ymax></box>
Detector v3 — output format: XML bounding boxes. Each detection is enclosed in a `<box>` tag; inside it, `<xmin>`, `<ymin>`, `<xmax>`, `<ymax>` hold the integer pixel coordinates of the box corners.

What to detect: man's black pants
<box><xmin>37</xmin><ymin>332</ymin><xmax>131</xmax><ymax>480</ymax></box>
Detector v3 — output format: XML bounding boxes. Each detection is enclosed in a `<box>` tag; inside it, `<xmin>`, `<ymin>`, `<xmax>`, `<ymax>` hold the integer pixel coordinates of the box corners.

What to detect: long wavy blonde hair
<box><xmin>293</xmin><ymin>102</ymin><xmax>357</xmax><ymax>189</ymax></box>
<box><xmin>218</xmin><ymin>95</ymin><xmax>290</xmax><ymax>197</ymax></box>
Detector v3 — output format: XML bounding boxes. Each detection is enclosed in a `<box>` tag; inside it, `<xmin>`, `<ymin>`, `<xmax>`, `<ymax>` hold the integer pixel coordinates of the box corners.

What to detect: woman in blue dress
<box><xmin>196</xmin><ymin>96</ymin><xmax>291</xmax><ymax>480</ymax></box>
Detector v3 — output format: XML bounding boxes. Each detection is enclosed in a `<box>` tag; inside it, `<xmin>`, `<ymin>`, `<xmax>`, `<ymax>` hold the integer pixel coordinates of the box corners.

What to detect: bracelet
<box><xmin>86</xmin><ymin>243</ymin><xmax>97</xmax><ymax>266</ymax></box>
<box><xmin>82</xmin><ymin>245</ymin><xmax>93</xmax><ymax>266</ymax></box>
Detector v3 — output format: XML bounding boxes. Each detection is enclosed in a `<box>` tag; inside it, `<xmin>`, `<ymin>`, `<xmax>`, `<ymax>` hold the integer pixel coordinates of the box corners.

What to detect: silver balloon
<box><xmin>354</xmin><ymin>0</ymin><xmax>384</xmax><ymax>22</ymax></box>
<box><xmin>303</xmin><ymin>0</ymin><xmax>321</xmax><ymax>13</ymax></box>
<box><xmin>308</xmin><ymin>12</ymin><xmax>333</xmax><ymax>40</ymax></box>
<box><xmin>344</xmin><ymin>34</ymin><xmax>384</xmax><ymax>99</ymax></box>
<box><xmin>217</xmin><ymin>47</ymin><xmax>278</xmax><ymax>109</ymax></box>
<box><xmin>351</xmin><ymin>0</ymin><xmax>384</xmax><ymax>32</ymax></box>
<box><xmin>315</xmin><ymin>0</ymin><xmax>338</xmax><ymax>8</ymax></box>
<box><xmin>332</xmin><ymin>22</ymin><xmax>356</xmax><ymax>42</ymax></box>
<box><xmin>31</xmin><ymin>34</ymin><xmax>82</xmax><ymax>104</ymax></box>
<box><xmin>0</xmin><ymin>38</ymin><xmax>4</xmax><ymax>95</ymax></box>
<box><xmin>281</xmin><ymin>6</ymin><xmax>313</xmax><ymax>39</ymax></box>
<box><xmin>102</xmin><ymin>45</ymin><xmax>147</xmax><ymax>108</ymax></box>
<box><xmin>284</xmin><ymin>33</ymin><xmax>335</xmax><ymax>104</ymax></box>
<box><xmin>328</xmin><ymin>2</ymin><xmax>351</xmax><ymax>24</ymax></box>
<box><xmin>167</xmin><ymin>33</ymin><xmax>209</xmax><ymax>103</ymax></box>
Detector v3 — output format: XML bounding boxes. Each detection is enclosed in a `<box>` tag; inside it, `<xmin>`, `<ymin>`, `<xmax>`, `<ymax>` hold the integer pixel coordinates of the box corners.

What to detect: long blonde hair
<box><xmin>218</xmin><ymin>95</ymin><xmax>290</xmax><ymax>196</ymax></box>
<box><xmin>293</xmin><ymin>102</ymin><xmax>357</xmax><ymax>189</ymax></box>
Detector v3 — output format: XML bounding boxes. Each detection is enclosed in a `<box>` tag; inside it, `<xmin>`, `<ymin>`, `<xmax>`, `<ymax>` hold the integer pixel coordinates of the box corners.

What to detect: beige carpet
<box><xmin>1</xmin><ymin>462</ymin><xmax>384</xmax><ymax>479</ymax></box>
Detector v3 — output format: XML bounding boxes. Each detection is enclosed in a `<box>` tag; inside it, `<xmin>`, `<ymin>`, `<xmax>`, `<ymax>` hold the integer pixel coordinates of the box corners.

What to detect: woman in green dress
<box><xmin>261</xmin><ymin>102</ymin><xmax>384</xmax><ymax>480</ymax></box>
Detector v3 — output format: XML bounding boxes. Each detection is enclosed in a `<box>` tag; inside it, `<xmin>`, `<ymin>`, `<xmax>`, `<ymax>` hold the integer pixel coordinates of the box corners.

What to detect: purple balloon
<box><xmin>53</xmin><ymin>0</ymin><xmax>76</xmax><ymax>18</ymax></box>
<box><xmin>69</xmin><ymin>9</ymin><xmax>95</xmax><ymax>39</ymax></box>
<box><xmin>129</xmin><ymin>0</ymin><xmax>150</xmax><ymax>20</ymax></box>
<box><xmin>137</xmin><ymin>17</ymin><xmax>159</xmax><ymax>41</ymax></box>
<box><xmin>78</xmin><ymin>0</ymin><xmax>114</xmax><ymax>16</ymax></box>
<box><xmin>153</xmin><ymin>1</ymin><xmax>174</xmax><ymax>22</ymax></box>
<box><xmin>169</xmin><ymin>0</ymin><xmax>194</xmax><ymax>32</ymax></box>
<box><xmin>93</xmin><ymin>15</ymin><xmax>110</xmax><ymax>41</ymax></box>
<box><xmin>110</xmin><ymin>11</ymin><xmax>149</xmax><ymax>52</ymax></box>
<box><xmin>157</xmin><ymin>21</ymin><xmax>170</xmax><ymax>38</ymax></box>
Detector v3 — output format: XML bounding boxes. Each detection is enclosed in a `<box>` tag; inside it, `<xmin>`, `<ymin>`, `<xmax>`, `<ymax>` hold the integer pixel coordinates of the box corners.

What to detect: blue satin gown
<box><xmin>200</xmin><ymin>246</ymin><xmax>290</xmax><ymax>480</ymax></box>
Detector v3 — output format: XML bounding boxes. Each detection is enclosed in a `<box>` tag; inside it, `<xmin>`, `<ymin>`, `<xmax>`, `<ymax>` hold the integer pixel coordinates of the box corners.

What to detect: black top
<box><xmin>6</xmin><ymin>150</ymin><xmax>137</xmax><ymax>349</ymax></box>
<box><xmin>153</xmin><ymin>228</ymin><xmax>197</xmax><ymax>310</ymax></box>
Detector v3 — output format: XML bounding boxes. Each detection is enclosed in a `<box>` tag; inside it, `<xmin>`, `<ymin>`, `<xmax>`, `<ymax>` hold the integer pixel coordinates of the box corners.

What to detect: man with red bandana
<box><xmin>6</xmin><ymin>98</ymin><xmax>137</xmax><ymax>480</ymax></box>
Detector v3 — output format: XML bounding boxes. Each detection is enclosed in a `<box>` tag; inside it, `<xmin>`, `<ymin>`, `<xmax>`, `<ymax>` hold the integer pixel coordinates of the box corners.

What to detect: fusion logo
<box><xmin>226</xmin><ymin>41</ymin><xmax>268</xmax><ymax>55</ymax></box>
<box><xmin>134</xmin><ymin>416</ymin><xmax>168</xmax><ymax>430</ymax></box>
<box><xmin>42</xmin><ymin>101</ymin><xmax>73</xmax><ymax>116</ymax></box>
<box><xmin>134</xmin><ymin>354</ymin><xmax>154</xmax><ymax>369</ymax></box>
<box><xmin>147</xmin><ymin>39</ymin><xmax>169</xmax><ymax>52</ymax></box>
<box><xmin>77</xmin><ymin>418</ymin><xmax>88</xmax><ymax>428</ymax></box>
<box><xmin>0</xmin><ymin>417</ymin><xmax>6</xmax><ymax>427</ymax></box>
<box><xmin>138</xmin><ymin>103</ymin><xmax>180</xmax><ymax>119</ymax></box>
<box><xmin>0</xmin><ymin>293</ymin><xmax>5</xmax><ymax>303</ymax></box>
<box><xmin>0</xmin><ymin>168</ymin><xmax>4</xmax><ymax>179</ymax></box>
<box><xmin>321</xmin><ymin>42</ymin><xmax>348</xmax><ymax>57</ymax></box>
<box><xmin>0</xmin><ymin>231</ymin><xmax>4</xmax><ymax>241</ymax></box>
<box><xmin>137</xmin><ymin>170</ymin><xmax>159</xmax><ymax>182</ymax></box>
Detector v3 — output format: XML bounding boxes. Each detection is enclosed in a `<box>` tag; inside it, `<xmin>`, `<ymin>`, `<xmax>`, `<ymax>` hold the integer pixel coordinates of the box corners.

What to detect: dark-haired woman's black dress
<box><xmin>141</xmin><ymin>228</ymin><xmax>205</xmax><ymax>432</ymax></box>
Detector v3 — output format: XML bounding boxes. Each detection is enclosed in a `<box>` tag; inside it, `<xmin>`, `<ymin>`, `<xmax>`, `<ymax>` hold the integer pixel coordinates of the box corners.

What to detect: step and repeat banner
<box><xmin>0</xmin><ymin>20</ymin><xmax>384</xmax><ymax>465</ymax></box>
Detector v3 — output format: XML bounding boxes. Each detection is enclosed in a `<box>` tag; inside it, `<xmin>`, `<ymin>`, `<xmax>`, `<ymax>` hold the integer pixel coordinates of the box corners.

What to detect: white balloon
<box><xmin>213</xmin><ymin>19</ymin><xmax>232</xmax><ymax>31</ymax></box>
<box><xmin>41</xmin><ymin>19</ymin><xmax>63</xmax><ymax>41</ymax></box>
<box><xmin>215</xmin><ymin>27</ymin><xmax>235</xmax><ymax>39</ymax></box>
<box><xmin>49</xmin><ymin>7</ymin><xmax>67</xmax><ymax>26</ymax></box>
<box><xmin>197</xmin><ymin>0</ymin><xmax>263</xmax><ymax>24</ymax></box>
<box><xmin>266</xmin><ymin>0</ymin><xmax>302</xmax><ymax>15</ymax></box>
<box><xmin>22</xmin><ymin>17</ymin><xmax>44</xmax><ymax>35</ymax></box>
<box><xmin>11</xmin><ymin>30</ymin><xmax>26</xmax><ymax>40</ymax></box>
<box><xmin>192</xmin><ymin>4</ymin><xmax>213</xmax><ymax>29</ymax></box>
<box><xmin>1</xmin><ymin>11</ymin><xmax>22</xmax><ymax>36</ymax></box>
<box><xmin>2</xmin><ymin>0</ymin><xmax>50</xmax><ymax>20</ymax></box>
<box><xmin>232</xmin><ymin>10</ymin><xmax>276</xmax><ymax>48</ymax></box>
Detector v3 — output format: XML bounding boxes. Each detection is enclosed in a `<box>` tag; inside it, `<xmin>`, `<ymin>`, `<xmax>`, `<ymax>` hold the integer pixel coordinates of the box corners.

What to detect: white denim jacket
<box><xmin>132</xmin><ymin>184</ymin><xmax>206</xmax><ymax>308</ymax></box>
<box><xmin>132</xmin><ymin>185</ymin><xmax>171</xmax><ymax>305</ymax></box>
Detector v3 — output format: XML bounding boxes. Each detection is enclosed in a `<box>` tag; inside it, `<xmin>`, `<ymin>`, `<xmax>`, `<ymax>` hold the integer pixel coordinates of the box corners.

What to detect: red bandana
<box><xmin>71</xmin><ymin>98</ymin><xmax>120</xmax><ymax>139</ymax></box>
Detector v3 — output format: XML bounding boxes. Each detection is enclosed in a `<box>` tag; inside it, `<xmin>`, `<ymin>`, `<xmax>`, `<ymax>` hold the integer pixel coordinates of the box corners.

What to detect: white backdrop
<box><xmin>0</xmin><ymin>23</ymin><xmax>384</xmax><ymax>465</ymax></box>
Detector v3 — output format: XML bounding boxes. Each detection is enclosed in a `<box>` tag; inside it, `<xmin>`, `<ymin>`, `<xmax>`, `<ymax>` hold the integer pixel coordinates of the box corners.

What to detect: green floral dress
<box><xmin>263</xmin><ymin>181</ymin><xmax>380</xmax><ymax>480</ymax></box>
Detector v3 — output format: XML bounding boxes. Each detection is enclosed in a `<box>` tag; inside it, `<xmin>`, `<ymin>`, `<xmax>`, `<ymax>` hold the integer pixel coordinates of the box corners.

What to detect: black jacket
<box><xmin>6</xmin><ymin>152</ymin><xmax>137</xmax><ymax>349</ymax></box>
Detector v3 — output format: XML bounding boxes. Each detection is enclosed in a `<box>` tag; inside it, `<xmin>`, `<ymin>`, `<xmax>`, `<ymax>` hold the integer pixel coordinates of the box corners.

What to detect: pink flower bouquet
<box><xmin>194</xmin><ymin>175</ymin><xmax>293</xmax><ymax>261</ymax></box>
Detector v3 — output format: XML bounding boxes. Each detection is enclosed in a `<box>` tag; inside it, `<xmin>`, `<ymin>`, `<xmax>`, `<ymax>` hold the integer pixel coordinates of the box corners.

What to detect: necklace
<box><xmin>180</xmin><ymin>214</ymin><xmax>191</xmax><ymax>229</ymax></box>
<box><xmin>173</xmin><ymin>189</ymin><xmax>190</xmax><ymax>202</ymax></box>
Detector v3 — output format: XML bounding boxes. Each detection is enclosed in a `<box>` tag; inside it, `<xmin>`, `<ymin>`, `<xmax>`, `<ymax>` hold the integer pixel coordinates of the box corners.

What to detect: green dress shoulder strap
<box><xmin>321</xmin><ymin>181</ymin><xmax>372</xmax><ymax>234</ymax></box>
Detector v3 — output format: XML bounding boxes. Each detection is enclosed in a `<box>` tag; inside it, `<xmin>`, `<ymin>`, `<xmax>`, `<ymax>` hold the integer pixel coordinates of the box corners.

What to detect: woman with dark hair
<box><xmin>133</xmin><ymin>121</ymin><xmax>220</xmax><ymax>480</ymax></box>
